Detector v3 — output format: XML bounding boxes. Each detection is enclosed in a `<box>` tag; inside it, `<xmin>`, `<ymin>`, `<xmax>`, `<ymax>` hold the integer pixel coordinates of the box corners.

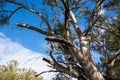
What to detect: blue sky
<box><xmin>0</xmin><ymin>0</ymin><xmax>48</xmax><ymax>54</ymax></box>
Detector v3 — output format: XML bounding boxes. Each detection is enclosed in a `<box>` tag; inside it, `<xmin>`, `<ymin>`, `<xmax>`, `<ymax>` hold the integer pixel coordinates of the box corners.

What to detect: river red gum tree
<box><xmin>1</xmin><ymin>0</ymin><xmax>120</xmax><ymax>80</ymax></box>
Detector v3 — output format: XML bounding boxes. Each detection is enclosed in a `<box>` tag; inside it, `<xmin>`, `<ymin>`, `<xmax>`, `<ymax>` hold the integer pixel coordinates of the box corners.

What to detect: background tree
<box><xmin>0</xmin><ymin>60</ymin><xmax>43</xmax><ymax>80</ymax></box>
<box><xmin>0</xmin><ymin>0</ymin><xmax>120</xmax><ymax>80</ymax></box>
<box><xmin>91</xmin><ymin>0</ymin><xmax>120</xmax><ymax>79</ymax></box>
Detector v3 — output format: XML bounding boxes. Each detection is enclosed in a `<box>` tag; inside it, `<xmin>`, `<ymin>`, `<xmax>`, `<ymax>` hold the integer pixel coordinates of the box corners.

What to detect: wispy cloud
<box><xmin>0</xmin><ymin>32</ymin><xmax>56</xmax><ymax>80</ymax></box>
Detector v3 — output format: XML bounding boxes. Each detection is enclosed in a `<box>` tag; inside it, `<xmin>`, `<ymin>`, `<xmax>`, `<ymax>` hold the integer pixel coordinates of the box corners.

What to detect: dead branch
<box><xmin>16</xmin><ymin>23</ymin><xmax>53</xmax><ymax>36</ymax></box>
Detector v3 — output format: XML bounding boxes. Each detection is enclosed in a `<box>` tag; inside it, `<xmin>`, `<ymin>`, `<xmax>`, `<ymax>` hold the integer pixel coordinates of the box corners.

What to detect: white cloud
<box><xmin>98</xmin><ymin>9</ymin><xmax>105</xmax><ymax>15</ymax></box>
<box><xmin>0</xmin><ymin>32</ymin><xmax>56</xmax><ymax>80</ymax></box>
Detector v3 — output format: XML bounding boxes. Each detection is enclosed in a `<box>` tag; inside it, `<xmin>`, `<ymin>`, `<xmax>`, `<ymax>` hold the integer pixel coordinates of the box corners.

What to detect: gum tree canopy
<box><xmin>0</xmin><ymin>0</ymin><xmax>120</xmax><ymax>80</ymax></box>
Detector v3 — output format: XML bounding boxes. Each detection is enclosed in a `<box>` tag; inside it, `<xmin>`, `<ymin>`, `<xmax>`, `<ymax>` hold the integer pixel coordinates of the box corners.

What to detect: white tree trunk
<box><xmin>77</xmin><ymin>36</ymin><xmax>105</xmax><ymax>80</ymax></box>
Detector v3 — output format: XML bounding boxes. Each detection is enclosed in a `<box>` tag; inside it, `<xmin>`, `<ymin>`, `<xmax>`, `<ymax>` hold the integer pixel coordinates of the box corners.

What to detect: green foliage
<box><xmin>0</xmin><ymin>60</ymin><xmax>43</xmax><ymax>80</ymax></box>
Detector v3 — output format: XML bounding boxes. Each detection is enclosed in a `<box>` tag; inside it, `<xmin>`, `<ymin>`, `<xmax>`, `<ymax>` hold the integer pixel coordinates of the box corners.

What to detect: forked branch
<box><xmin>108</xmin><ymin>49</ymin><xmax>120</xmax><ymax>66</ymax></box>
<box><xmin>85</xmin><ymin>0</ymin><xmax>105</xmax><ymax>36</ymax></box>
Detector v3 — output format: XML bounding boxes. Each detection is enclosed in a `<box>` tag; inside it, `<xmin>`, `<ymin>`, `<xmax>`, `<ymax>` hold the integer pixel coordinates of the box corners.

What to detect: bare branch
<box><xmin>46</xmin><ymin>36</ymin><xmax>73</xmax><ymax>46</ymax></box>
<box><xmin>16</xmin><ymin>23</ymin><xmax>53</xmax><ymax>36</ymax></box>
<box><xmin>43</xmin><ymin>58</ymin><xmax>79</xmax><ymax>78</ymax></box>
<box><xmin>6</xmin><ymin>0</ymin><xmax>52</xmax><ymax>32</ymax></box>
<box><xmin>35</xmin><ymin>70</ymin><xmax>58</xmax><ymax>77</ymax></box>
<box><xmin>61</xmin><ymin>0</ymin><xmax>70</xmax><ymax>41</ymax></box>
<box><xmin>1</xmin><ymin>7</ymin><xmax>22</xmax><ymax>23</ymax></box>
<box><xmin>109</xmin><ymin>49</ymin><xmax>120</xmax><ymax>65</ymax></box>
<box><xmin>85</xmin><ymin>0</ymin><xmax>105</xmax><ymax>36</ymax></box>
<box><xmin>49</xmin><ymin>47</ymin><xmax>58</xmax><ymax>63</ymax></box>
<box><xmin>69</xmin><ymin>9</ymin><xmax>83</xmax><ymax>38</ymax></box>
<box><xmin>54</xmin><ymin>0</ymin><xmax>64</xmax><ymax>10</ymax></box>
<box><xmin>0</xmin><ymin>10</ymin><xmax>13</xmax><ymax>12</ymax></box>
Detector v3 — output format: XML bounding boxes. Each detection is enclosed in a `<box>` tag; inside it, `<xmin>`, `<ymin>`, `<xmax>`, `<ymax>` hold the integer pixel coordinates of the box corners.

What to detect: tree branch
<box><xmin>6</xmin><ymin>0</ymin><xmax>52</xmax><ymax>32</ymax></box>
<box><xmin>85</xmin><ymin>0</ymin><xmax>105</xmax><ymax>36</ymax></box>
<box><xmin>61</xmin><ymin>0</ymin><xmax>70</xmax><ymax>41</ymax></box>
<box><xmin>109</xmin><ymin>49</ymin><xmax>120</xmax><ymax>65</ymax></box>
<box><xmin>35</xmin><ymin>70</ymin><xmax>58</xmax><ymax>77</ymax></box>
<box><xmin>42</xmin><ymin>58</ymin><xmax>79</xmax><ymax>78</ymax></box>
<box><xmin>69</xmin><ymin>9</ymin><xmax>83</xmax><ymax>38</ymax></box>
<box><xmin>1</xmin><ymin>7</ymin><xmax>22</xmax><ymax>23</ymax></box>
<box><xmin>46</xmin><ymin>36</ymin><xmax>73</xmax><ymax>46</ymax></box>
<box><xmin>48</xmin><ymin>39</ymin><xmax>89</xmax><ymax>79</ymax></box>
<box><xmin>16</xmin><ymin>23</ymin><xmax>53</xmax><ymax>36</ymax></box>
<box><xmin>54</xmin><ymin>0</ymin><xmax>64</xmax><ymax>11</ymax></box>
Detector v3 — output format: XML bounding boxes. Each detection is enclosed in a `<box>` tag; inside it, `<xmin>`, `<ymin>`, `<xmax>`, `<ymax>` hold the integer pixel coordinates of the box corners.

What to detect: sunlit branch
<box><xmin>16</xmin><ymin>23</ymin><xmax>53</xmax><ymax>36</ymax></box>
<box><xmin>69</xmin><ymin>9</ymin><xmax>83</xmax><ymax>38</ymax></box>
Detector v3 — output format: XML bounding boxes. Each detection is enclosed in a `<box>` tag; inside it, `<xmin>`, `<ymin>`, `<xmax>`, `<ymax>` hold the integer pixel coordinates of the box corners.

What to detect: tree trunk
<box><xmin>75</xmin><ymin>36</ymin><xmax>105</xmax><ymax>80</ymax></box>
